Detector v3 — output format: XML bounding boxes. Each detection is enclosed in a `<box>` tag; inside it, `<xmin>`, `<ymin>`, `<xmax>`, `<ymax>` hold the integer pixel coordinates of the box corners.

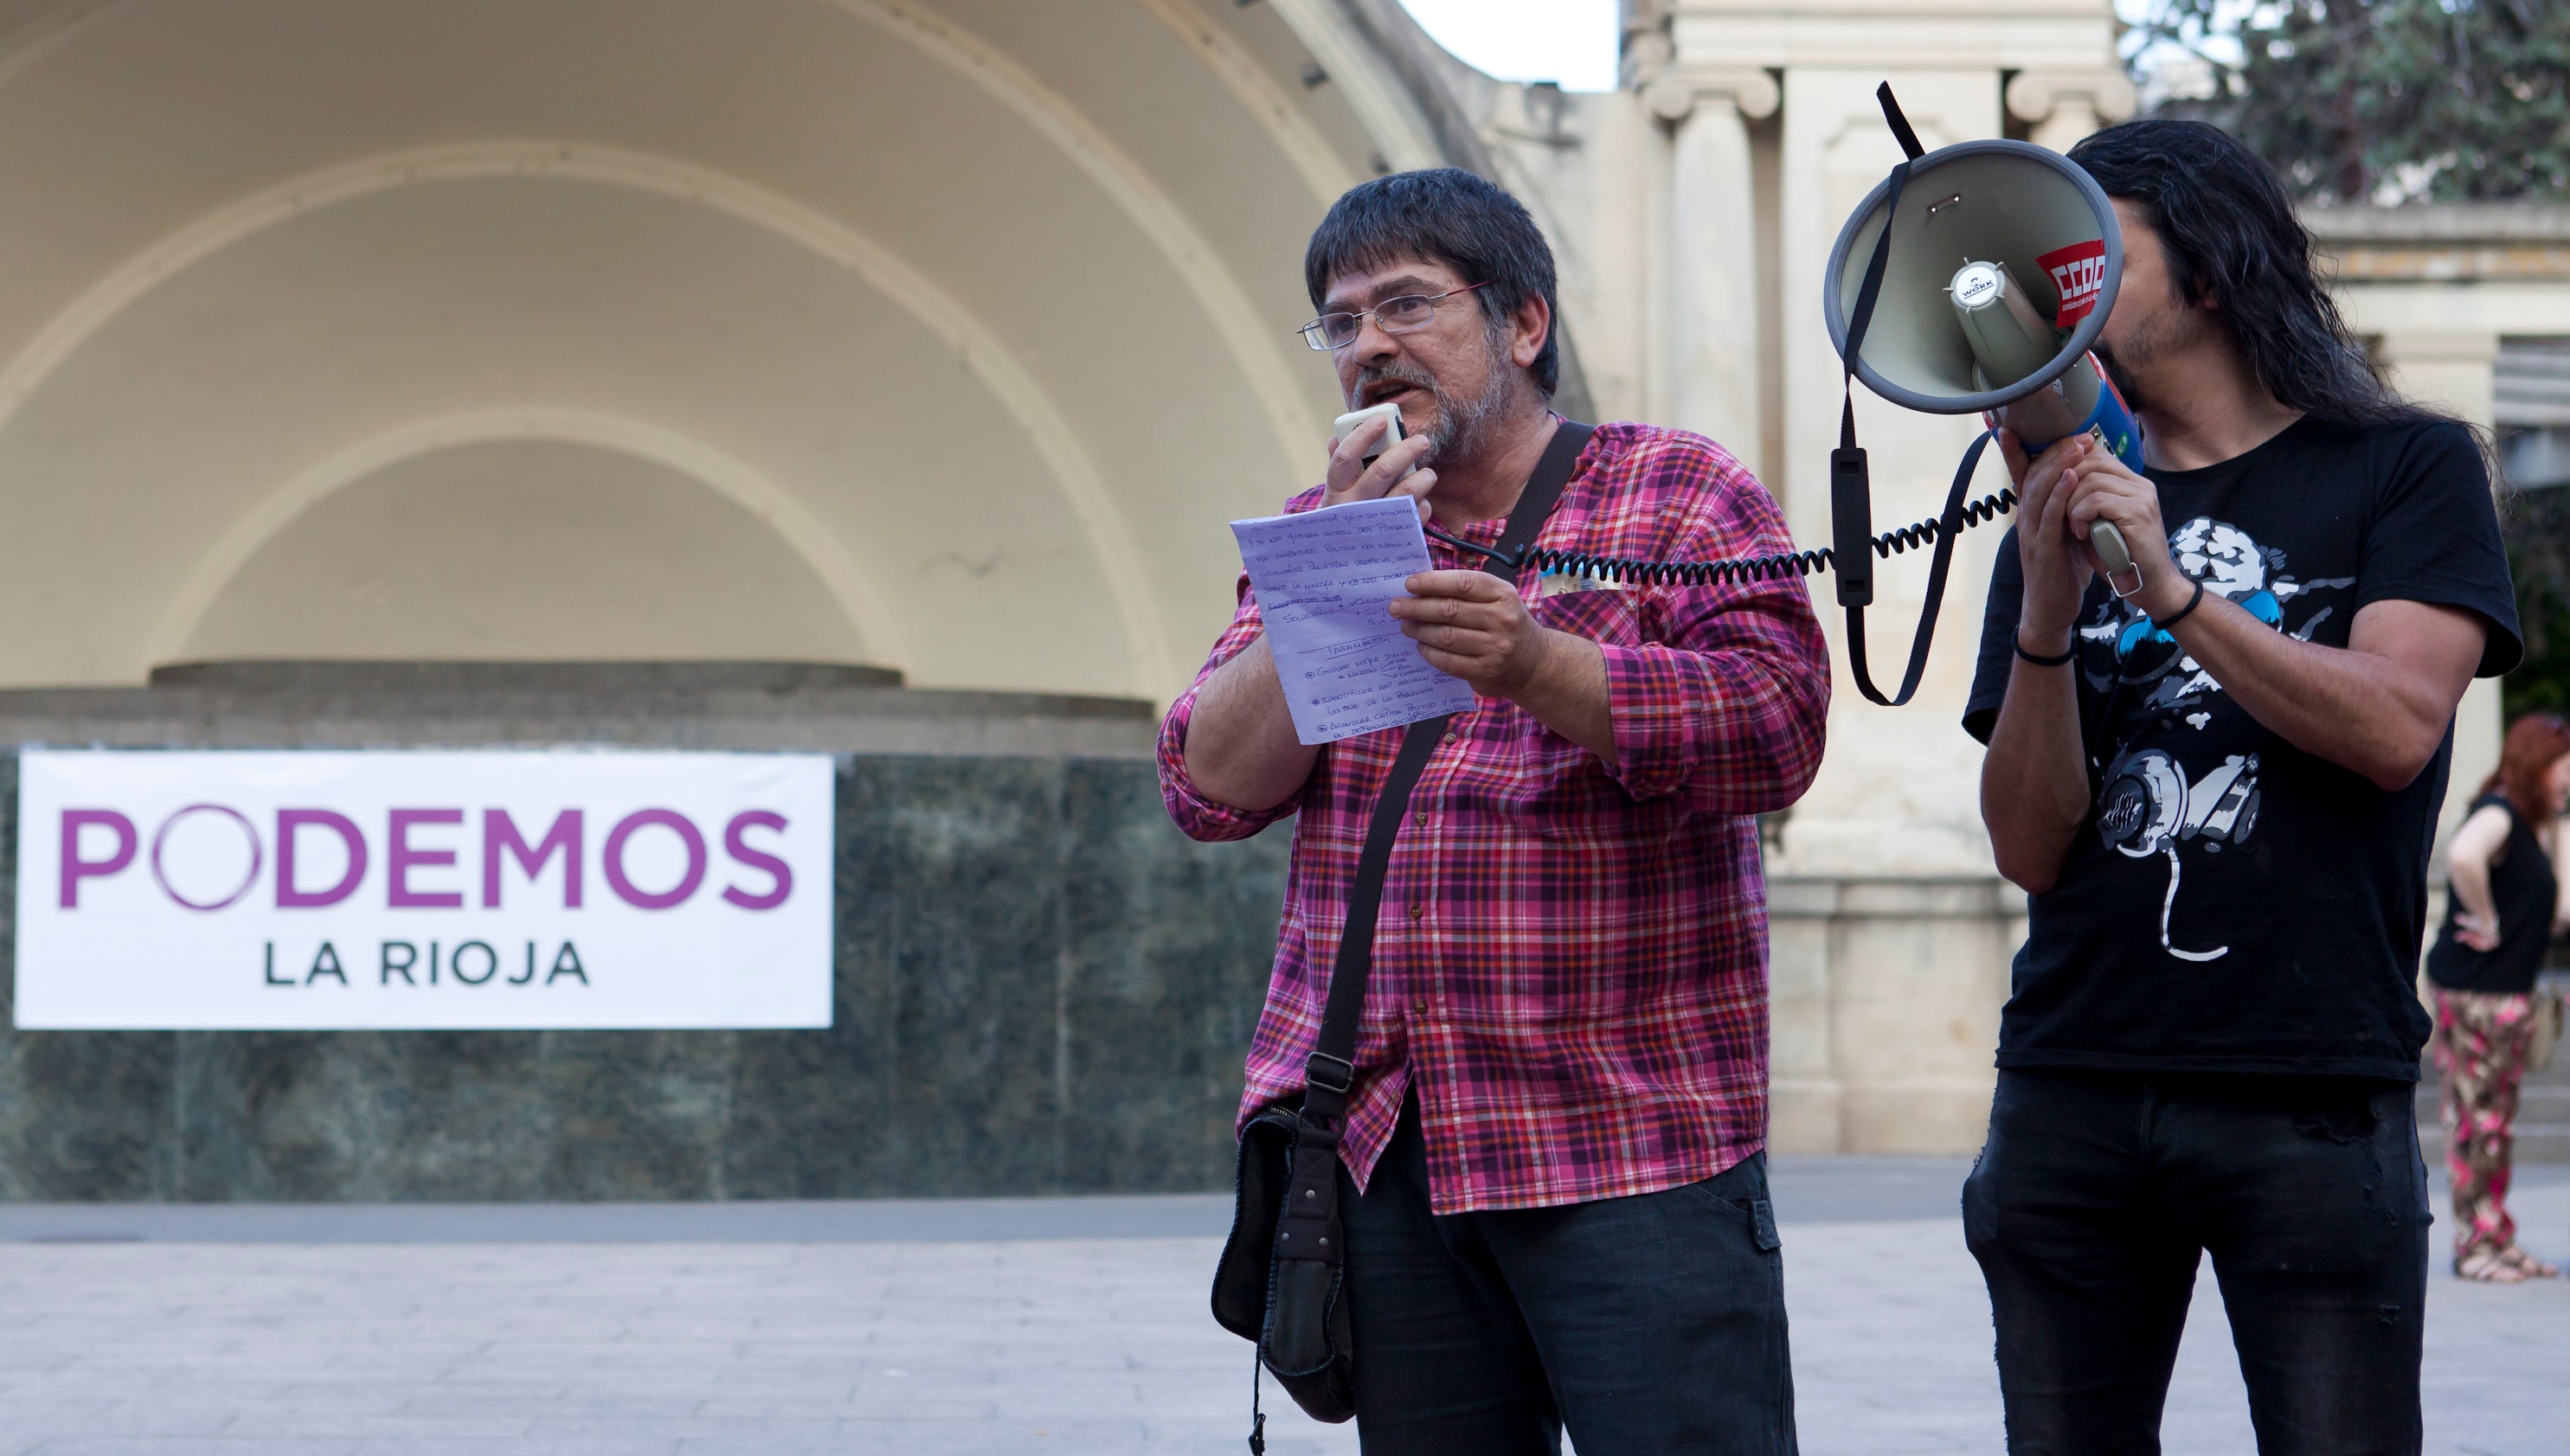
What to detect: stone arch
<box><xmin>154</xmin><ymin>407</ymin><xmax>904</xmax><ymax>669</ymax></box>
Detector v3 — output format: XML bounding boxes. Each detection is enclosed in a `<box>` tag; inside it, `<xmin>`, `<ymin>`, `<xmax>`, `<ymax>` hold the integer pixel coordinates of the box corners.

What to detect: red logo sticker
<box><xmin>2037</xmin><ymin>239</ymin><xmax>2110</xmax><ymax>328</ymax></box>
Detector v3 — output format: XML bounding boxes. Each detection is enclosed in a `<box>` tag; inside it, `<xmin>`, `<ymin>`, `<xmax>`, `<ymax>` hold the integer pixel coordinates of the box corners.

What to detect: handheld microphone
<box><xmin>1333</xmin><ymin>403</ymin><xmax>1405</xmax><ymax>464</ymax></box>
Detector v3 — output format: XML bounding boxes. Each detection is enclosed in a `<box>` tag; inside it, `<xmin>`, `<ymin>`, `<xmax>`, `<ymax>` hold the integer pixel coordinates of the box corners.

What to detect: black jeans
<box><xmin>1963</xmin><ymin>1068</ymin><xmax>2430</xmax><ymax>1456</ymax></box>
<box><xmin>1338</xmin><ymin>1094</ymin><xmax>1797</xmax><ymax>1456</ymax></box>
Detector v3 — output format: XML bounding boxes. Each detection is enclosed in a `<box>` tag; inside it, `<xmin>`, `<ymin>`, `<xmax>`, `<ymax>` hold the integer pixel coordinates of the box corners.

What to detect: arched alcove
<box><xmin>182</xmin><ymin>438</ymin><xmax>869</xmax><ymax>664</ymax></box>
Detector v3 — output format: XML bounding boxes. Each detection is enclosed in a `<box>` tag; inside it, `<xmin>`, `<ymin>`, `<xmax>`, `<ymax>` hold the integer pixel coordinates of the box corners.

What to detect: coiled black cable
<box><xmin>1427</xmin><ymin>486</ymin><xmax>2020</xmax><ymax>587</ymax></box>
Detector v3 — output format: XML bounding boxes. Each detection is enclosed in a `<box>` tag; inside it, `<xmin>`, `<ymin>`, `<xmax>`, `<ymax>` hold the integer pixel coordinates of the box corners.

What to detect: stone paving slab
<box><xmin>0</xmin><ymin>1162</ymin><xmax>2560</xmax><ymax>1454</ymax></box>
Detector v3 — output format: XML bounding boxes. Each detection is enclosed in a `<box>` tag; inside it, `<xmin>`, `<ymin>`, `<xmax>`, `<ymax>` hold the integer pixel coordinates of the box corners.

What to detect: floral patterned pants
<box><xmin>2432</xmin><ymin>988</ymin><xmax>2537</xmax><ymax>1259</ymax></box>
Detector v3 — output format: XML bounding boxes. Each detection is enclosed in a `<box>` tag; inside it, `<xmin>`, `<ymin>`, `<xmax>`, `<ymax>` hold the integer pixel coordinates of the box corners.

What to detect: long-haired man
<box><xmin>1963</xmin><ymin>119</ymin><xmax>2522</xmax><ymax>1453</ymax></box>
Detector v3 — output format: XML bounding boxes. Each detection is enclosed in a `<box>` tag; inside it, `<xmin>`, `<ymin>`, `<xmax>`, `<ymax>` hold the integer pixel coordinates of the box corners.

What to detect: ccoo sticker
<box><xmin>2037</xmin><ymin>239</ymin><xmax>2110</xmax><ymax>328</ymax></box>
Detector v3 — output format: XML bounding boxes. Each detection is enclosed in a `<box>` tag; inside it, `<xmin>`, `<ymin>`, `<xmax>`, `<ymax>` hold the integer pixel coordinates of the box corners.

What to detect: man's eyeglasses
<box><xmin>1297</xmin><ymin>281</ymin><xmax>1492</xmax><ymax>351</ymax></box>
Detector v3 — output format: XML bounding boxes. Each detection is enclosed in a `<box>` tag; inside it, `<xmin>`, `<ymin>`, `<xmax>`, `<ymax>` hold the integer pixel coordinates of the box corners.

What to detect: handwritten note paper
<box><xmin>1231</xmin><ymin>497</ymin><xmax>1476</xmax><ymax>746</ymax></box>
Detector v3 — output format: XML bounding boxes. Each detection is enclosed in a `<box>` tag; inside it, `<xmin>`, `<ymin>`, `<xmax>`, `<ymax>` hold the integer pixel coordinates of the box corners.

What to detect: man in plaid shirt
<box><xmin>1160</xmin><ymin>170</ymin><xmax>1826</xmax><ymax>1454</ymax></box>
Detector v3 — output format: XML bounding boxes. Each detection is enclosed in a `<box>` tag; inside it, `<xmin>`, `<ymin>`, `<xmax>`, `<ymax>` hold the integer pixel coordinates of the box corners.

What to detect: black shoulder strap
<box><xmin>1299</xmin><ymin>421</ymin><xmax>1593</xmax><ymax>1129</ymax></box>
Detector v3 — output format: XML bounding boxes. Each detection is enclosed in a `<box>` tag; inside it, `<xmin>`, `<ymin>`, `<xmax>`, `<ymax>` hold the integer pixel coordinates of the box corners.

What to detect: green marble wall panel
<box><xmin>0</xmin><ymin>752</ymin><xmax>1291</xmax><ymax>1202</ymax></box>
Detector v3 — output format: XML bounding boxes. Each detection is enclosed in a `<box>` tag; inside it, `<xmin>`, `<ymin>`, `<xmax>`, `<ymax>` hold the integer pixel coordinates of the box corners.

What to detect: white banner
<box><xmin>14</xmin><ymin>748</ymin><xmax>835</xmax><ymax>1030</ymax></box>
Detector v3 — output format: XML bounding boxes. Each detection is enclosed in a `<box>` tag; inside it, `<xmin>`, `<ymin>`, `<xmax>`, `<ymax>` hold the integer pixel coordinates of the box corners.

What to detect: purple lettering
<box><xmin>721</xmin><ymin>811</ymin><xmax>793</xmax><ymax>911</ymax></box>
<box><xmin>150</xmin><ymin>805</ymin><xmax>262</xmax><ymax>913</ymax></box>
<box><xmin>277</xmin><ymin>810</ymin><xmax>368</xmax><ymax>908</ymax></box>
<box><xmin>603</xmin><ymin>809</ymin><xmax>706</xmax><ymax>910</ymax></box>
<box><xmin>59</xmin><ymin>809</ymin><xmax>136</xmax><ymax>908</ymax></box>
<box><xmin>388</xmin><ymin>809</ymin><xmax>464</xmax><ymax>909</ymax></box>
<box><xmin>483</xmin><ymin>809</ymin><xmax>582</xmax><ymax>908</ymax></box>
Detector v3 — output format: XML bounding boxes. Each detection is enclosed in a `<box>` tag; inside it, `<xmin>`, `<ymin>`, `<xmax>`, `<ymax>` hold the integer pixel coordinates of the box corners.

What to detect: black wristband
<box><xmin>2150</xmin><ymin>579</ymin><xmax>2207</xmax><ymax>632</ymax></box>
<box><xmin>2014</xmin><ymin>635</ymin><xmax>2076</xmax><ymax>667</ymax></box>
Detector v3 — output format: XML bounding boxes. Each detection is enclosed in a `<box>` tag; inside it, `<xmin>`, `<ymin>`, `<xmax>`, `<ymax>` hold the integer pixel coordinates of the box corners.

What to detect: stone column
<box><xmin>1765</xmin><ymin>70</ymin><xmax>2014</xmax><ymax>1152</ymax></box>
<box><xmin>1648</xmin><ymin>68</ymin><xmax>1778</xmax><ymax>465</ymax></box>
<box><xmin>2379</xmin><ymin>330</ymin><xmax>2509</xmax><ymax>859</ymax></box>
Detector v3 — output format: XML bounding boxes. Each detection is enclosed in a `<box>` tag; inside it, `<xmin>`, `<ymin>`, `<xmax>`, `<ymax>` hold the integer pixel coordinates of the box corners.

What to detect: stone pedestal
<box><xmin>1769</xmin><ymin>874</ymin><xmax>2023</xmax><ymax>1154</ymax></box>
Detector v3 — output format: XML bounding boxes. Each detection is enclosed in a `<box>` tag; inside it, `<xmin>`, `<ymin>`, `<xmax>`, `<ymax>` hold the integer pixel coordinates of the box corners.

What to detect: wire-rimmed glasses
<box><xmin>1297</xmin><ymin>281</ymin><xmax>1492</xmax><ymax>351</ymax></box>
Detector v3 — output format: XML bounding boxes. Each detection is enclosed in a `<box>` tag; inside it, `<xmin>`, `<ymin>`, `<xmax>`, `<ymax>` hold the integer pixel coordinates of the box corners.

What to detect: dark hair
<box><xmin>1303</xmin><ymin>168</ymin><xmax>1560</xmax><ymax>398</ymax></box>
<box><xmin>2482</xmin><ymin>712</ymin><xmax>2570</xmax><ymax>827</ymax></box>
<box><xmin>2068</xmin><ymin>119</ymin><xmax>2445</xmax><ymax>431</ymax></box>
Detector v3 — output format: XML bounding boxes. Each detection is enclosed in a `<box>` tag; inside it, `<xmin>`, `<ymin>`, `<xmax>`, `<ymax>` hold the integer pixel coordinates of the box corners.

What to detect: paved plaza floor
<box><xmin>0</xmin><ymin>1159</ymin><xmax>2560</xmax><ymax>1455</ymax></box>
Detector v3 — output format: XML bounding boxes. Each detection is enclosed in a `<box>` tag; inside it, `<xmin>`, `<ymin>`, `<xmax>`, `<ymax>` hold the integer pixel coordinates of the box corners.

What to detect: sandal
<box><xmin>2456</xmin><ymin>1248</ymin><xmax>2529</xmax><ymax>1282</ymax></box>
<box><xmin>2496</xmin><ymin>1245</ymin><xmax>2560</xmax><ymax>1279</ymax></box>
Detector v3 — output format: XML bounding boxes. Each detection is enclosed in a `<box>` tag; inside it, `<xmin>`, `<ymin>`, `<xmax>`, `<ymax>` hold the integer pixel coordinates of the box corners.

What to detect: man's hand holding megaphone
<box><xmin>2002</xmin><ymin>429</ymin><xmax>2180</xmax><ymax>654</ymax></box>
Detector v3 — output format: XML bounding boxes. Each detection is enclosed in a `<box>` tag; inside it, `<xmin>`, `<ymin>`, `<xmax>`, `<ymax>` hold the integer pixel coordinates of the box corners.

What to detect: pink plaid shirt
<box><xmin>1159</xmin><ymin>422</ymin><xmax>1829</xmax><ymax>1214</ymax></box>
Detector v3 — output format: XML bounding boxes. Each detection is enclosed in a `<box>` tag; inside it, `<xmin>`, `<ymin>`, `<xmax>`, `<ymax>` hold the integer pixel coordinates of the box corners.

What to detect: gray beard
<box><xmin>1417</xmin><ymin>338</ymin><xmax>1522</xmax><ymax>471</ymax></box>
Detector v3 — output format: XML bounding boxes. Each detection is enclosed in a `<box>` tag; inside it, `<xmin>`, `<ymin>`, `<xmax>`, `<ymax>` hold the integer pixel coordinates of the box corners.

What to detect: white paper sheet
<box><xmin>1230</xmin><ymin>497</ymin><xmax>1477</xmax><ymax>746</ymax></box>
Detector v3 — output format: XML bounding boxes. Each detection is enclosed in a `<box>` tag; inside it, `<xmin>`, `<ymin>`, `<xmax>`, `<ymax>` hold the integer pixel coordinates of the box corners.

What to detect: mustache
<box><xmin>1354</xmin><ymin>362</ymin><xmax>1440</xmax><ymax>400</ymax></box>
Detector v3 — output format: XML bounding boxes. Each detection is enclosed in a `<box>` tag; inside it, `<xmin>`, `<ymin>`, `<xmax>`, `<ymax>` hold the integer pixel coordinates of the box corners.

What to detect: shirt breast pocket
<box><xmin>1531</xmin><ymin>583</ymin><xmax>1648</xmax><ymax>647</ymax></box>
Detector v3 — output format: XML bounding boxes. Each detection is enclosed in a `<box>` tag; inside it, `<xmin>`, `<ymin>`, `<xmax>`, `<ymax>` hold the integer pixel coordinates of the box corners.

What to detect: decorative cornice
<box><xmin>2307</xmin><ymin>205</ymin><xmax>2570</xmax><ymax>285</ymax></box>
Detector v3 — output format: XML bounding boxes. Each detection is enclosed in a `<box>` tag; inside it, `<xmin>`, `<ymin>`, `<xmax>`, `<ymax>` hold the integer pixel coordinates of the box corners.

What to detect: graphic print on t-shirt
<box><xmin>2074</xmin><ymin>517</ymin><xmax>2353</xmax><ymax>962</ymax></box>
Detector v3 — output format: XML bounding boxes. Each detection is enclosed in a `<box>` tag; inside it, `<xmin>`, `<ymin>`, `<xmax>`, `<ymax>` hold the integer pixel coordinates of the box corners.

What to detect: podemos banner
<box><xmin>13</xmin><ymin>748</ymin><xmax>835</xmax><ymax>1030</ymax></box>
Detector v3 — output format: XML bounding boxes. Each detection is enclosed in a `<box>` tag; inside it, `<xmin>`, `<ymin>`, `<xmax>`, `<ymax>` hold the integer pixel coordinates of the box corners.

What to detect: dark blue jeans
<box><xmin>1963</xmin><ymin>1068</ymin><xmax>2430</xmax><ymax>1456</ymax></box>
<box><xmin>1337</xmin><ymin>1094</ymin><xmax>1798</xmax><ymax>1455</ymax></box>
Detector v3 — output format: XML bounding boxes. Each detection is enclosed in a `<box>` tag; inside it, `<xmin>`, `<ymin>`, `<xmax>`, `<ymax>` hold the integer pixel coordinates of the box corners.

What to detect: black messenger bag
<box><xmin>1211</xmin><ymin>422</ymin><xmax>1593</xmax><ymax>1432</ymax></box>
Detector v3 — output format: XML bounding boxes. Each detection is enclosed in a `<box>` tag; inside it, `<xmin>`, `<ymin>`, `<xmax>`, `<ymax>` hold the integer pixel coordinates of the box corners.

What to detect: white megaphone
<box><xmin>1821</xmin><ymin>99</ymin><xmax>2144</xmax><ymax>619</ymax></box>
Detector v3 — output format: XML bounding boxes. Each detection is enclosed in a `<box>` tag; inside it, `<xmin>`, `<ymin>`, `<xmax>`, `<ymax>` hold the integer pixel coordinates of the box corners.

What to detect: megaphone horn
<box><xmin>1823</xmin><ymin>134</ymin><xmax>2124</xmax><ymax>419</ymax></box>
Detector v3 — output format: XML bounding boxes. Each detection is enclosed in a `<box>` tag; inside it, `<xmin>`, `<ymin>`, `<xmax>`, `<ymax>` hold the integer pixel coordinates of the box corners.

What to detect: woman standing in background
<box><xmin>2427</xmin><ymin>711</ymin><xmax>2570</xmax><ymax>1281</ymax></box>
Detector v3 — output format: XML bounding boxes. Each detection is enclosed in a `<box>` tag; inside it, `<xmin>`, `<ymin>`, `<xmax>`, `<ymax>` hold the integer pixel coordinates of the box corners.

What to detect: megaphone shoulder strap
<box><xmin>1829</xmin><ymin>84</ymin><xmax>1995</xmax><ymax>709</ymax></box>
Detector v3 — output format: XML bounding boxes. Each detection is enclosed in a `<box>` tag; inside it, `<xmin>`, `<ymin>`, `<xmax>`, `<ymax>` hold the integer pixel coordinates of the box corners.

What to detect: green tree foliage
<box><xmin>2129</xmin><ymin>0</ymin><xmax>2570</xmax><ymax>203</ymax></box>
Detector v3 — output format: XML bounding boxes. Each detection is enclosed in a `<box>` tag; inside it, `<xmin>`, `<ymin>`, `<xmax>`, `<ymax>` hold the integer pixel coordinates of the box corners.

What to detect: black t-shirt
<box><xmin>1963</xmin><ymin>417</ymin><xmax>2522</xmax><ymax>1081</ymax></box>
<box><xmin>2425</xmin><ymin>793</ymin><xmax>2557</xmax><ymax>996</ymax></box>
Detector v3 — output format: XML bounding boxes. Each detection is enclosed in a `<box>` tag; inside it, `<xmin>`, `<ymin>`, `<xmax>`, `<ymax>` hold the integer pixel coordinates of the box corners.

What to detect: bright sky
<box><xmin>1397</xmin><ymin>0</ymin><xmax>1622</xmax><ymax>93</ymax></box>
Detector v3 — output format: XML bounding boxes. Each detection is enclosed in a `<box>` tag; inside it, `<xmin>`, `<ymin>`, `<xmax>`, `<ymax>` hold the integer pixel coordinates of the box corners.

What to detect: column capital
<box><xmin>1644</xmin><ymin>67</ymin><xmax>1780</xmax><ymax>125</ymax></box>
<box><xmin>2003</xmin><ymin>69</ymin><xmax>2136</xmax><ymax>128</ymax></box>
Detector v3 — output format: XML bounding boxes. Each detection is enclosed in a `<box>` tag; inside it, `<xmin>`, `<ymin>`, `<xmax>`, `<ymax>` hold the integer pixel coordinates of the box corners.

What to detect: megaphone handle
<box><xmin>2090</xmin><ymin>520</ymin><xmax>2146</xmax><ymax>600</ymax></box>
